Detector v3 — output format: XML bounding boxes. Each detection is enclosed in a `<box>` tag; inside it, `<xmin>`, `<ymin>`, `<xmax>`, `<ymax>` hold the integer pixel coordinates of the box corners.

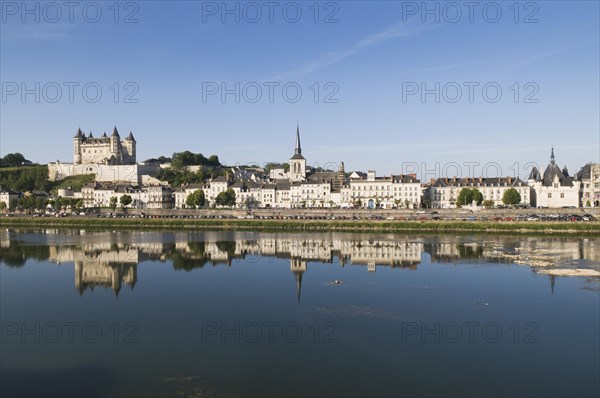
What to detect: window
<box><xmin>560</xmin><ymin>193</ymin><xmax>565</xmax><ymax>198</ymax></box>
<box><xmin>548</xmin><ymin>193</ymin><xmax>552</xmax><ymax>198</ymax></box>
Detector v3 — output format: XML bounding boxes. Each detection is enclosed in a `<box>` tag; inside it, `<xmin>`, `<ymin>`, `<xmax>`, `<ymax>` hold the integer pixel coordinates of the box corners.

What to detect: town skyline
<box><xmin>3</xmin><ymin>125</ymin><xmax>597</xmax><ymax>182</ymax></box>
<box><xmin>1</xmin><ymin>2</ymin><xmax>599</xmax><ymax>173</ymax></box>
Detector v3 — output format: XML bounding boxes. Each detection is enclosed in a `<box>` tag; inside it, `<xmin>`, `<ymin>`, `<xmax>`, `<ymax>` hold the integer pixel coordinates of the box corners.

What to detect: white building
<box><xmin>81</xmin><ymin>183</ymin><xmax>172</xmax><ymax>209</ymax></box>
<box><xmin>74</xmin><ymin>127</ymin><xmax>136</xmax><ymax>165</ymax></box>
<box><xmin>576</xmin><ymin>163</ymin><xmax>600</xmax><ymax>207</ymax></box>
<box><xmin>427</xmin><ymin>176</ymin><xmax>530</xmax><ymax>209</ymax></box>
<box><xmin>348</xmin><ymin>171</ymin><xmax>421</xmax><ymax>209</ymax></box>
<box><xmin>0</xmin><ymin>188</ymin><xmax>20</xmax><ymax>209</ymax></box>
<box><xmin>528</xmin><ymin>148</ymin><xmax>580</xmax><ymax>208</ymax></box>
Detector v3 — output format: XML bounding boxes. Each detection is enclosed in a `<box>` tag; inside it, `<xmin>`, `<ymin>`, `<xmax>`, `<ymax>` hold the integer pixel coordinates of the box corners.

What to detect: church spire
<box><xmin>295</xmin><ymin>123</ymin><xmax>301</xmax><ymax>156</ymax></box>
<box><xmin>550</xmin><ymin>147</ymin><xmax>555</xmax><ymax>165</ymax></box>
<box><xmin>295</xmin><ymin>272</ymin><xmax>303</xmax><ymax>303</ymax></box>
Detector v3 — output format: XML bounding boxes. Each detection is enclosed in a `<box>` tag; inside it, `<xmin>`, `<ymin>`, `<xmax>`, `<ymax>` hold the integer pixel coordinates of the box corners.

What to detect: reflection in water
<box><xmin>2</xmin><ymin>229</ymin><xmax>599</xmax><ymax>300</ymax></box>
<box><xmin>1</xmin><ymin>229</ymin><xmax>599</xmax><ymax>398</ymax></box>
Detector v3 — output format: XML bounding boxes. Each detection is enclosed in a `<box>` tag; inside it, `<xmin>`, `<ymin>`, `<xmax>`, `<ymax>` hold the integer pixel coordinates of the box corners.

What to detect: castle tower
<box><xmin>290</xmin><ymin>123</ymin><xmax>306</xmax><ymax>182</ymax></box>
<box><xmin>73</xmin><ymin>128</ymin><xmax>84</xmax><ymax>164</ymax></box>
<box><xmin>110</xmin><ymin>127</ymin><xmax>123</xmax><ymax>164</ymax></box>
<box><xmin>124</xmin><ymin>131</ymin><xmax>136</xmax><ymax>164</ymax></box>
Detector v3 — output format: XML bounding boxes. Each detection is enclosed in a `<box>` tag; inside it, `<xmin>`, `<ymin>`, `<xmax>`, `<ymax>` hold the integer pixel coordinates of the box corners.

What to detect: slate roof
<box><xmin>537</xmin><ymin>149</ymin><xmax>573</xmax><ymax>187</ymax></box>
<box><xmin>431</xmin><ymin>177</ymin><xmax>527</xmax><ymax>188</ymax></box>
<box><xmin>576</xmin><ymin>163</ymin><xmax>593</xmax><ymax>180</ymax></box>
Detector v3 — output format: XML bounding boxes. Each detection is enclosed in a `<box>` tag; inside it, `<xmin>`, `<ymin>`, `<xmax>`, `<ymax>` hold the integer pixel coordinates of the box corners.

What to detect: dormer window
<box><xmin>553</xmin><ymin>183</ymin><xmax>558</xmax><ymax>188</ymax></box>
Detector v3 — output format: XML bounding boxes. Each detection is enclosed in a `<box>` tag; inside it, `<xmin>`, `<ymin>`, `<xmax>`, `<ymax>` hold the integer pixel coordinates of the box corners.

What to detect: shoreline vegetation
<box><xmin>1</xmin><ymin>217</ymin><xmax>599</xmax><ymax>235</ymax></box>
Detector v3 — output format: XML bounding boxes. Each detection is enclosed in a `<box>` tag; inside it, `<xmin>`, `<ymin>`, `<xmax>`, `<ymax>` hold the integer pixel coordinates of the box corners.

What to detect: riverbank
<box><xmin>2</xmin><ymin>216</ymin><xmax>599</xmax><ymax>234</ymax></box>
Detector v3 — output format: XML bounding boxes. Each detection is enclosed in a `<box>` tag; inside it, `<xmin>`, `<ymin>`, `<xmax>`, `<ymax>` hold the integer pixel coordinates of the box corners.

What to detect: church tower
<box><xmin>290</xmin><ymin>257</ymin><xmax>306</xmax><ymax>303</ymax></box>
<box><xmin>289</xmin><ymin>124</ymin><xmax>306</xmax><ymax>182</ymax></box>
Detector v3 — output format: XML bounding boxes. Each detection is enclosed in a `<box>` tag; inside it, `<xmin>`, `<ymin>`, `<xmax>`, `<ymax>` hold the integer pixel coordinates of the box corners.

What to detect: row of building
<box><xmin>1</xmin><ymin>127</ymin><xmax>599</xmax><ymax>210</ymax></box>
<box><xmin>3</xmin><ymin>229</ymin><xmax>595</xmax><ymax>297</ymax></box>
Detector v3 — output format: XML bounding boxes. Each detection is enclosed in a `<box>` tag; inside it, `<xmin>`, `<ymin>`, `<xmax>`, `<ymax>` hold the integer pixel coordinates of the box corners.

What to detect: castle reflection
<box><xmin>1</xmin><ymin>229</ymin><xmax>598</xmax><ymax>299</ymax></box>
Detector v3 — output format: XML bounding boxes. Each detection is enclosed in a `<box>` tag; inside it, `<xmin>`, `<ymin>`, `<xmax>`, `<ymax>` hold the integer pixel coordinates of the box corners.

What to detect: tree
<box><xmin>502</xmin><ymin>188</ymin><xmax>521</xmax><ymax>205</ymax></box>
<box><xmin>207</xmin><ymin>155</ymin><xmax>220</xmax><ymax>166</ymax></box>
<box><xmin>8</xmin><ymin>198</ymin><xmax>18</xmax><ymax>212</ymax></box>
<box><xmin>186</xmin><ymin>190</ymin><xmax>206</xmax><ymax>209</ymax></box>
<box><xmin>245</xmin><ymin>196</ymin><xmax>259</xmax><ymax>209</ymax></box>
<box><xmin>0</xmin><ymin>153</ymin><xmax>26</xmax><ymax>167</ymax></box>
<box><xmin>54</xmin><ymin>197</ymin><xmax>63</xmax><ymax>212</ymax></box>
<box><xmin>120</xmin><ymin>195</ymin><xmax>133</xmax><ymax>209</ymax></box>
<box><xmin>215</xmin><ymin>189</ymin><xmax>236</xmax><ymax>207</ymax></box>
<box><xmin>109</xmin><ymin>196</ymin><xmax>118</xmax><ymax>211</ymax></box>
<box><xmin>456</xmin><ymin>188</ymin><xmax>483</xmax><ymax>207</ymax></box>
<box><xmin>471</xmin><ymin>188</ymin><xmax>483</xmax><ymax>205</ymax></box>
<box><xmin>0</xmin><ymin>202</ymin><xmax>6</xmax><ymax>212</ymax></box>
<box><xmin>482</xmin><ymin>200</ymin><xmax>494</xmax><ymax>208</ymax></box>
<box><xmin>35</xmin><ymin>197</ymin><xmax>47</xmax><ymax>211</ymax></box>
<box><xmin>456</xmin><ymin>188</ymin><xmax>473</xmax><ymax>208</ymax></box>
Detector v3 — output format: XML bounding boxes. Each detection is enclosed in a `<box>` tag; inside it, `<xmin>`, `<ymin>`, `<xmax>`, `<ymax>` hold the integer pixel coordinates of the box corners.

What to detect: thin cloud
<box><xmin>264</xmin><ymin>19</ymin><xmax>440</xmax><ymax>81</ymax></box>
<box><xmin>0</xmin><ymin>24</ymin><xmax>73</xmax><ymax>41</ymax></box>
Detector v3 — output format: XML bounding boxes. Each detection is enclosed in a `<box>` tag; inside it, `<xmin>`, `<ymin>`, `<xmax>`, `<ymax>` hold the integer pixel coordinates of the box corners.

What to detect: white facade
<box><xmin>349</xmin><ymin>171</ymin><xmax>422</xmax><ymax>209</ymax></box>
<box><xmin>428</xmin><ymin>177</ymin><xmax>530</xmax><ymax>209</ymax></box>
<box><xmin>82</xmin><ymin>183</ymin><xmax>172</xmax><ymax>209</ymax></box>
<box><xmin>578</xmin><ymin>163</ymin><xmax>600</xmax><ymax>207</ymax></box>
<box><xmin>528</xmin><ymin>149</ymin><xmax>580</xmax><ymax>208</ymax></box>
<box><xmin>0</xmin><ymin>190</ymin><xmax>19</xmax><ymax>209</ymax></box>
<box><xmin>74</xmin><ymin>127</ymin><xmax>136</xmax><ymax>165</ymax></box>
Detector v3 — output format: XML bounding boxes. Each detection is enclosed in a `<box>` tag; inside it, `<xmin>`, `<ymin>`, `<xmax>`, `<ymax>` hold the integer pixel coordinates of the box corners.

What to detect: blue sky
<box><xmin>1</xmin><ymin>0</ymin><xmax>599</xmax><ymax>179</ymax></box>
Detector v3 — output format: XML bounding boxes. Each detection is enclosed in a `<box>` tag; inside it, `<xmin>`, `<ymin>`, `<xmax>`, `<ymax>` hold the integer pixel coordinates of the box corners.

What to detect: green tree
<box><xmin>482</xmin><ymin>200</ymin><xmax>494</xmax><ymax>208</ymax></box>
<box><xmin>207</xmin><ymin>155</ymin><xmax>220</xmax><ymax>166</ymax></box>
<box><xmin>0</xmin><ymin>202</ymin><xmax>6</xmax><ymax>212</ymax></box>
<box><xmin>35</xmin><ymin>197</ymin><xmax>47</xmax><ymax>211</ymax></box>
<box><xmin>109</xmin><ymin>196</ymin><xmax>118</xmax><ymax>211</ymax></box>
<box><xmin>215</xmin><ymin>189</ymin><xmax>236</xmax><ymax>207</ymax></box>
<box><xmin>8</xmin><ymin>198</ymin><xmax>18</xmax><ymax>212</ymax></box>
<box><xmin>186</xmin><ymin>190</ymin><xmax>206</xmax><ymax>209</ymax></box>
<box><xmin>502</xmin><ymin>188</ymin><xmax>521</xmax><ymax>205</ymax></box>
<box><xmin>245</xmin><ymin>196</ymin><xmax>259</xmax><ymax>209</ymax></box>
<box><xmin>456</xmin><ymin>188</ymin><xmax>483</xmax><ymax>207</ymax></box>
<box><xmin>120</xmin><ymin>195</ymin><xmax>133</xmax><ymax>209</ymax></box>
<box><xmin>0</xmin><ymin>153</ymin><xmax>26</xmax><ymax>167</ymax></box>
<box><xmin>55</xmin><ymin>197</ymin><xmax>64</xmax><ymax>212</ymax></box>
<box><xmin>456</xmin><ymin>188</ymin><xmax>473</xmax><ymax>207</ymax></box>
<box><xmin>471</xmin><ymin>188</ymin><xmax>483</xmax><ymax>205</ymax></box>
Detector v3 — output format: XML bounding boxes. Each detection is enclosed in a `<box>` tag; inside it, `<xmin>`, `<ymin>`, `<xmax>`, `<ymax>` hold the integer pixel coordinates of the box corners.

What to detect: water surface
<box><xmin>1</xmin><ymin>229</ymin><xmax>599</xmax><ymax>397</ymax></box>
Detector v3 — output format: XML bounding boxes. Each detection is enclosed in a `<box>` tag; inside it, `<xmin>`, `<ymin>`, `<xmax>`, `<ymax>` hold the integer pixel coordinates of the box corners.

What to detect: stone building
<box><xmin>576</xmin><ymin>163</ymin><xmax>600</xmax><ymax>207</ymax></box>
<box><xmin>426</xmin><ymin>176</ymin><xmax>530</xmax><ymax>209</ymax></box>
<box><xmin>74</xmin><ymin>127</ymin><xmax>136</xmax><ymax>165</ymax></box>
<box><xmin>528</xmin><ymin>148</ymin><xmax>580</xmax><ymax>208</ymax></box>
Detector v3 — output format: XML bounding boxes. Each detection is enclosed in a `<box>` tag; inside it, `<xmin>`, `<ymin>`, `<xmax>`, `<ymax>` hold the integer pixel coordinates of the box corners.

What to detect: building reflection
<box><xmin>1</xmin><ymin>229</ymin><xmax>598</xmax><ymax>299</ymax></box>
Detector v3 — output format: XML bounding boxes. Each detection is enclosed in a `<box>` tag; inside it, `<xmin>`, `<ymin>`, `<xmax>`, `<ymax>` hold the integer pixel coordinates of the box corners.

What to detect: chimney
<box><xmin>479</xmin><ymin>176</ymin><xmax>483</xmax><ymax>183</ymax></box>
<box><xmin>508</xmin><ymin>176</ymin><xmax>512</xmax><ymax>184</ymax></box>
<box><xmin>445</xmin><ymin>177</ymin><xmax>449</xmax><ymax>184</ymax></box>
<box><xmin>466</xmin><ymin>177</ymin><xmax>469</xmax><ymax>183</ymax></box>
<box><xmin>453</xmin><ymin>176</ymin><xmax>456</xmax><ymax>183</ymax></box>
<box><xmin>430</xmin><ymin>178</ymin><xmax>435</xmax><ymax>184</ymax></box>
<box><xmin>409</xmin><ymin>173</ymin><xmax>416</xmax><ymax>179</ymax></box>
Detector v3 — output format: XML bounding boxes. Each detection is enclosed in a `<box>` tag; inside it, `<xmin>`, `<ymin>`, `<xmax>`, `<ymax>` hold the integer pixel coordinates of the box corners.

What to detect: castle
<box><xmin>48</xmin><ymin>127</ymin><xmax>157</xmax><ymax>184</ymax></box>
<box><xmin>74</xmin><ymin>127</ymin><xmax>136</xmax><ymax>165</ymax></box>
